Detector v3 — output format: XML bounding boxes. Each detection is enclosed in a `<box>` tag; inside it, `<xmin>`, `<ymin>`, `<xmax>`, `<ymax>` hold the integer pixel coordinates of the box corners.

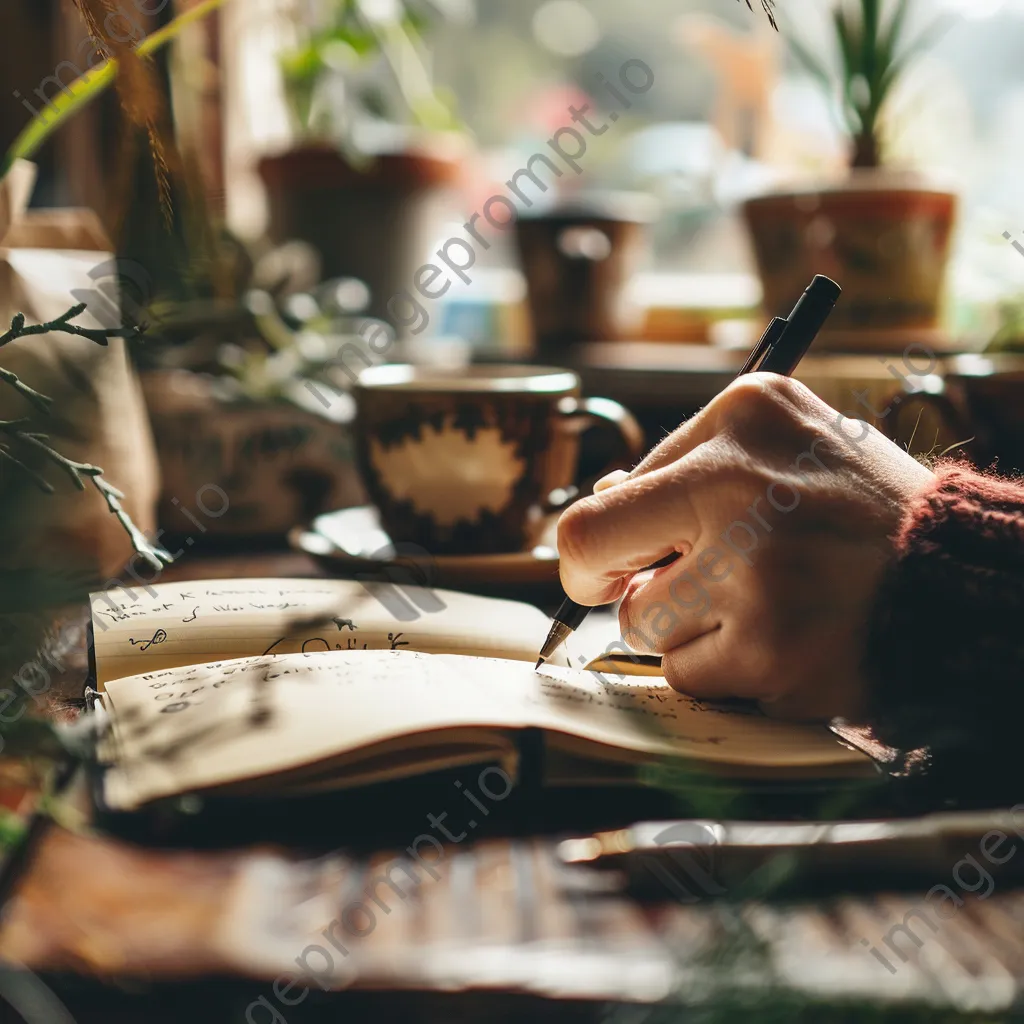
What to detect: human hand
<box><xmin>557</xmin><ymin>374</ymin><xmax>934</xmax><ymax>720</ymax></box>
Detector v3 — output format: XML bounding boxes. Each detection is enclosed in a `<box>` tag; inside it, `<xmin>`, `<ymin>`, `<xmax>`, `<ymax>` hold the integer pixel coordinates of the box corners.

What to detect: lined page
<box><xmin>90</xmin><ymin>578</ymin><xmax>563</xmax><ymax>685</ymax></box>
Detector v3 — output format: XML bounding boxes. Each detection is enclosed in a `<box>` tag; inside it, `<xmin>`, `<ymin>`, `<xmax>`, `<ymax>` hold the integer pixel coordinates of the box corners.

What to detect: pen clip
<box><xmin>737</xmin><ymin>316</ymin><xmax>788</xmax><ymax>378</ymax></box>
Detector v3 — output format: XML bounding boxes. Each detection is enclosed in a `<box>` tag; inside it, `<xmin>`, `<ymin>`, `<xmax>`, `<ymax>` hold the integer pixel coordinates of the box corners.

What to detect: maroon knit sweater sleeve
<box><xmin>864</xmin><ymin>462</ymin><xmax>1024</xmax><ymax>760</ymax></box>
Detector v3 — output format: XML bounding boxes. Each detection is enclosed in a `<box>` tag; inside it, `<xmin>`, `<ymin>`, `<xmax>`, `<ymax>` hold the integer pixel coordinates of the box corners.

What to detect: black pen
<box><xmin>535</xmin><ymin>274</ymin><xmax>842</xmax><ymax>669</ymax></box>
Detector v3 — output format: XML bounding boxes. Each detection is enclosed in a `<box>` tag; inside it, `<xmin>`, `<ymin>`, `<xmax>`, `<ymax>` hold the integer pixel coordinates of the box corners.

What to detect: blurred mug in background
<box><xmin>937</xmin><ymin>355</ymin><xmax>1024</xmax><ymax>473</ymax></box>
<box><xmin>794</xmin><ymin>353</ymin><xmax>963</xmax><ymax>460</ymax></box>
<box><xmin>514</xmin><ymin>192</ymin><xmax>656</xmax><ymax>361</ymax></box>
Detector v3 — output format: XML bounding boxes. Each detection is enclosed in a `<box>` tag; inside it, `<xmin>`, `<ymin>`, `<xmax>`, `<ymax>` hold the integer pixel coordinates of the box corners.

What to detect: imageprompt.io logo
<box><xmin>560</xmin><ymin>820</ymin><xmax>724</xmax><ymax>904</ymax></box>
<box><xmin>0</xmin><ymin>962</ymin><xmax>78</xmax><ymax>1024</ymax></box>
<box><xmin>637</xmin><ymin>820</ymin><xmax>725</xmax><ymax>903</ymax></box>
<box><xmin>70</xmin><ymin>257</ymin><xmax>153</xmax><ymax>330</ymax></box>
<box><xmin>354</xmin><ymin>542</ymin><xmax>448</xmax><ymax>622</ymax></box>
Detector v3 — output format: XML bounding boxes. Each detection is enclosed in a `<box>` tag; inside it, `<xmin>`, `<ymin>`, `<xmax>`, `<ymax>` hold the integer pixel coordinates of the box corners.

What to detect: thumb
<box><xmin>593</xmin><ymin>469</ymin><xmax>630</xmax><ymax>494</ymax></box>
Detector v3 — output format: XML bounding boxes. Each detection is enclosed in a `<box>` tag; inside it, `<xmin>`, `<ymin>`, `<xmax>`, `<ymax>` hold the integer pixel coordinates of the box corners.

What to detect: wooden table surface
<box><xmin>3</xmin><ymin>551</ymin><xmax>1024</xmax><ymax>1023</ymax></box>
<box><xmin>5</xmin><ymin>821</ymin><xmax>1024</xmax><ymax>1021</ymax></box>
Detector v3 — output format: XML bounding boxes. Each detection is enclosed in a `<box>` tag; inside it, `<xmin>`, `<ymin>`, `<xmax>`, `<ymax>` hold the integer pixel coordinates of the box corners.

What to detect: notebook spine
<box><xmin>516</xmin><ymin>727</ymin><xmax>545</xmax><ymax>793</ymax></box>
<box><xmin>84</xmin><ymin>614</ymin><xmax>97</xmax><ymax>695</ymax></box>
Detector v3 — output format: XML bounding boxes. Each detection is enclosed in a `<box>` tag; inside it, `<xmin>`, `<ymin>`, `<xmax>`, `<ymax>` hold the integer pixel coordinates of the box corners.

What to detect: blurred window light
<box><xmin>628</xmin><ymin>123</ymin><xmax>724</xmax><ymax>181</ymax></box>
<box><xmin>941</xmin><ymin>0</ymin><xmax>1006</xmax><ymax>17</ymax></box>
<box><xmin>531</xmin><ymin>0</ymin><xmax>601</xmax><ymax>58</ymax></box>
<box><xmin>358</xmin><ymin>0</ymin><xmax>402</xmax><ymax>25</ymax></box>
<box><xmin>430</xmin><ymin>0</ymin><xmax>476</xmax><ymax>23</ymax></box>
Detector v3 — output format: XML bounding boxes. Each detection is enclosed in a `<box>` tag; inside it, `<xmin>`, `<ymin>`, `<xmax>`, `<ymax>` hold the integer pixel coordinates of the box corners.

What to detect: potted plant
<box><xmin>0</xmin><ymin>0</ymin><xmax>228</xmax><ymax>834</ymax></box>
<box><xmin>3</xmin><ymin>0</ymin><xmax>368</xmax><ymax>544</ymax></box>
<box><xmin>258</xmin><ymin>0</ymin><xmax>467</xmax><ymax>330</ymax></box>
<box><xmin>741</xmin><ymin>0</ymin><xmax>956</xmax><ymax>348</ymax></box>
<box><xmin>0</xmin><ymin>0</ymin><xmax>236</xmax><ymax>579</ymax></box>
<box><xmin>138</xmin><ymin>276</ymin><xmax>371</xmax><ymax>541</ymax></box>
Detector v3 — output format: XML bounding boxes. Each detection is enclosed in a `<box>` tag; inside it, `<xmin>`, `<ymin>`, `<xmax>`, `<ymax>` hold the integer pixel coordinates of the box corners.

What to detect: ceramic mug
<box><xmin>353</xmin><ymin>364</ymin><xmax>644</xmax><ymax>555</ymax></box>
<box><xmin>514</xmin><ymin>192</ymin><xmax>656</xmax><ymax>360</ymax></box>
<box><xmin>935</xmin><ymin>354</ymin><xmax>1024</xmax><ymax>472</ymax></box>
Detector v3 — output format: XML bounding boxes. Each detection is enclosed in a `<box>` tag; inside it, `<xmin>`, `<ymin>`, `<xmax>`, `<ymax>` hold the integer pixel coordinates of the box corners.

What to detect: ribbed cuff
<box><xmin>864</xmin><ymin>463</ymin><xmax>1024</xmax><ymax>759</ymax></box>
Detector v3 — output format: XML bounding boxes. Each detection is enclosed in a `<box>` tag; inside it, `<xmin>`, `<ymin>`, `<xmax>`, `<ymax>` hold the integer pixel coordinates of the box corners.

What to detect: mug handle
<box><xmin>545</xmin><ymin>396</ymin><xmax>646</xmax><ymax>512</ymax></box>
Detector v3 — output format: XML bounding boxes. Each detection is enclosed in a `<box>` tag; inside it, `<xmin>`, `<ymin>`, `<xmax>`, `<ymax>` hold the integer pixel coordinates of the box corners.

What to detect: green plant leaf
<box><xmin>788</xmin><ymin>32</ymin><xmax>863</xmax><ymax>139</ymax></box>
<box><xmin>0</xmin><ymin>0</ymin><xmax>230</xmax><ymax>180</ymax></box>
<box><xmin>877</xmin><ymin>0</ymin><xmax>912</xmax><ymax>74</ymax></box>
<box><xmin>323</xmin><ymin>22</ymin><xmax>379</xmax><ymax>57</ymax></box>
<box><xmin>832</xmin><ymin>6</ymin><xmax>859</xmax><ymax>85</ymax></box>
<box><xmin>879</xmin><ymin>12</ymin><xmax>956</xmax><ymax>98</ymax></box>
<box><xmin>833</xmin><ymin>6</ymin><xmax>868</xmax><ymax>133</ymax></box>
<box><xmin>280</xmin><ymin>44</ymin><xmax>326</xmax><ymax>84</ymax></box>
<box><xmin>788</xmin><ymin>33</ymin><xmax>834</xmax><ymax>91</ymax></box>
<box><xmin>861</xmin><ymin>0</ymin><xmax>880</xmax><ymax>84</ymax></box>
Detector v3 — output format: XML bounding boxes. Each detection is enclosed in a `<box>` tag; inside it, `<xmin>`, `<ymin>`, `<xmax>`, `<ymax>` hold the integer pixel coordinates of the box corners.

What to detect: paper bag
<box><xmin>0</xmin><ymin>161</ymin><xmax>160</xmax><ymax>582</ymax></box>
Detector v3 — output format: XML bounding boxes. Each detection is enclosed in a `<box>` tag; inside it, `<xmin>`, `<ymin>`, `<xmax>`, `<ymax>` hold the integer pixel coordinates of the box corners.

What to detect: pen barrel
<box><xmin>758</xmin><ymin>275</ymin><xmax>841</xmax><ymax>375</ymax></box>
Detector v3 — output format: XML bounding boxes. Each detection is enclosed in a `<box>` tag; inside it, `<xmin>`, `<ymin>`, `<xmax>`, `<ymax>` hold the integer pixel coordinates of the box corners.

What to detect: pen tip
<box><xmin>534</xmin><ymin>658</ymin><xmax>544</xmax><ymax>671</ymax></box>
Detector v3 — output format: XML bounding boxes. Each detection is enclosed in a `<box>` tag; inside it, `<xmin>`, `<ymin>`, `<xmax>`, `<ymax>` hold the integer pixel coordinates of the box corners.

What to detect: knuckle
<box><xmin>722</xmin><ymin>373</ymin><xmax>799</xmax><ymax>412</ymax></box>
<box><xmin>756</xmin><ymin>372</ymin><xmax>804</xmax><ymax>398</ymax></box>
<box><xmin>713</xmin><ymin>374</ymin><xmax>819</xmax><ymax>440</ymax></box>
<box><xmin>711</xmin><ymin>379</ymin><xmax>770</xmax><ymax>427</ymax></box>
<box><xmin>555</xmin><ymin>498</ymin><xmax>597</xmax><ymax>569</ymax></box>
<box><xmin>758</xmin><ymin>373</ymin><xmax>808</xmax><ymax>405</ymax></box>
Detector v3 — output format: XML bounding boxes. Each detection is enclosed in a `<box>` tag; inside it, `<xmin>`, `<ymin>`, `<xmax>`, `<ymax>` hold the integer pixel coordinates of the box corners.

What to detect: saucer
<box><xmin>290</xmin><ymin>506</ymin><xmax>562</xmax><ymax>600</ymax></box>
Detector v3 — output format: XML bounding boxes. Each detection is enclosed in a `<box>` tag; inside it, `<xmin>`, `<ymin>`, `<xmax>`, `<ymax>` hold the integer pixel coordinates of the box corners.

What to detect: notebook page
<box><xmin>528</xmin><ymin>665</ymin><xmax>872</xmax><ymax>773</ymax></box>
<box><xmin>101</xmin><ymin>651</ymin><xmax>871</xmax><ymax>810</ymax></box>
<box><xmin>101</xmin><ymin>649</ymin><xmax>532</xmax><ymax>811</ymax></box>
<box><xmin>90</xmin><ymin>578</ymin><xmax>563</xmax><ymax>685</ymax></box>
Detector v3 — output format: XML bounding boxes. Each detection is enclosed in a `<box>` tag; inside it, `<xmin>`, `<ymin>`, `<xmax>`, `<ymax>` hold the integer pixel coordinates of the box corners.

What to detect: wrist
<box><xmin>864</xmin><ymin>462</ymin><xmax>1024</xmax><ymax>759</ymax></box>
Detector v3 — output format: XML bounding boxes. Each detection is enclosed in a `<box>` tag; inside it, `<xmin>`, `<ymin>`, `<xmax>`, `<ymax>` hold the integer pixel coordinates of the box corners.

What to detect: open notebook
<box><xmin>96</xmin><ymin>649</ymin><xmax>875</xmax><ymax>812</ymax></box>
<box><xmin>89</xmin><ymin>578</ymin><xmax>877</xmax><ymax>811</ymax></box>
<box><xmin>88</xmin><ymin>578</ymin><xmax>655</xmax><ymax>687</ymax></box>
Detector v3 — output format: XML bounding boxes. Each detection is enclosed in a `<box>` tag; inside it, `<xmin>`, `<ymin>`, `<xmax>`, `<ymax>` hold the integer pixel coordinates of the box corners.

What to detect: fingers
<box><xmin>659</xmin><ymin>617</ymin><xmax>861</xmax><ymax>718</ymax></box>
<box><xmin>658</xmin><ymin>629</ymin><xmax>738</xmax><ymax>699</ymax></box>
<box><xmin>616</xmin><ymin>556</ymin><xmax>723</xmax><ymax>655</ymax></box>
<box><xmin>631</xmin><ymin>374</ymin><xmax>829</xmax><ymax>483</ymax></box>
<box><xmin>659</xmin><ymin>626</ymin><xmax>769</xmax><ymax>703</ymax></box>
<box><xmin>629</xmin><ymin>400</ymin><xmax>720</xmax><ymax>479</ymax></box>
<box><xmin>557</xmin><ymin>459</ymin><xmax>702</xmax><ymax>607</ymax></box>
<box><xmin>563</xmin><ymin>379</ymin><xmax>780</xmax><ymax>609</ymax></box>
<box><xmin>593</xmin><ymin>469</ymin><xmax>629</xmax><ymax>494</ymax></box>
<box><xmin>627</xmin><ymin>376</ymin><xmax>778</xmax><ymax>481</ymax></box>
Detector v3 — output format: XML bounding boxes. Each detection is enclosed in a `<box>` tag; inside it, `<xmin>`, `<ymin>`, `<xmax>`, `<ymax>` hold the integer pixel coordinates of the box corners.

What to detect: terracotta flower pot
<box><xmin>257</xmin><ymin>144</ymin><xmax>462</xmax><ymax>333</ymax></box>
<box><xmin>141</xmin><ymin>370</ymin><xmax>366</xmax><ymax>540</ymax></box>
<box><xmin>742</xmin><ymin>174</ymin><xmax>957</xmax><ymax>351</ymax></box>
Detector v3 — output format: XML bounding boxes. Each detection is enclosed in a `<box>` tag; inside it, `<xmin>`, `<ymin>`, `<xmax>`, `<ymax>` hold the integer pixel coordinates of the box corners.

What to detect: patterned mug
<box><xmin>354</xmin><ymin>364</ymin><xmax>644</xmax><ymax>555</ymax></box>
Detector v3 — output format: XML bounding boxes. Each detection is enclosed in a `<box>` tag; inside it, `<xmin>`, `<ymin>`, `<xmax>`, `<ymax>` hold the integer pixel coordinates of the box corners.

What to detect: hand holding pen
<box><xmin>536</xmin><ymin>275</ymin><xmax>843</xmax><ymax>668</ymax></box>
<box><xmin>536</xmin><ymin>275</ymin><xmax>937</xmax><ymax>722</ymax></box>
